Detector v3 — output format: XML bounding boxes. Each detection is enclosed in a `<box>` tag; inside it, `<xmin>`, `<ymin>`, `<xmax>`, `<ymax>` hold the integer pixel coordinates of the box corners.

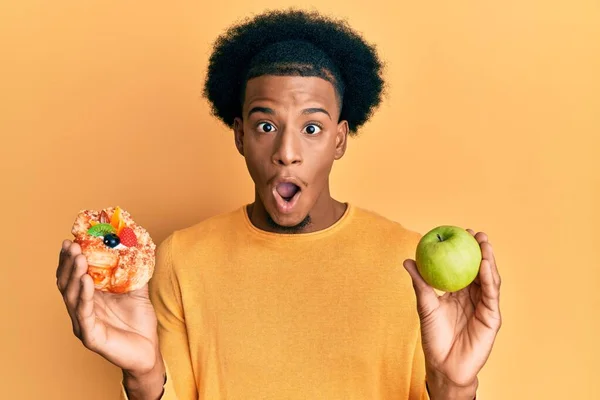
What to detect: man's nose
<box><xmin>272</xmin><ymin>127</ymin><xmax>302</xmax><ymax>166</ymax></box>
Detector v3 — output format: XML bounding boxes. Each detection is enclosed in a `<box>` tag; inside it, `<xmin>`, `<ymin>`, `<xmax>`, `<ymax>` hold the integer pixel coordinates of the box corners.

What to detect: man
<box><xmin>56</xmin><ymin>9</ymin><xmax>501</xmax><ymax>400</ymax></box>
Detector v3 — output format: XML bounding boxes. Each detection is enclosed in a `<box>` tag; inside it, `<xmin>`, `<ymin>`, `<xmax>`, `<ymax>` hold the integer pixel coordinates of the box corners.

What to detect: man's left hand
<box><xmin>403</xmin><ymin>229</ymin><xmax>502</xmax><ymax>399</ymax></box>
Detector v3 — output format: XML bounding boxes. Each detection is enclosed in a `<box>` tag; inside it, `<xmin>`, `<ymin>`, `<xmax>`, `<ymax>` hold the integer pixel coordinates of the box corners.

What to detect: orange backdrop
<box><xmin>1</xmin><ymin>1</ymin><xmax>599</xmax><ymax>399</ymax></box>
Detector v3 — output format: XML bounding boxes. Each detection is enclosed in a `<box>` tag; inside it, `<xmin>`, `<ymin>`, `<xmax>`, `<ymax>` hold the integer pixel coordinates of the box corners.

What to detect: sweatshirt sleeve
<box><xmin>403</xmin><ymin>230</ymin><xmax>429</xmax><ymax>400</ymax></box>
<box><xmin>119</xmin><ymin>233</ymin><xmax>198</xmax><ymax>399</ymax></box>
<box><xmin>409</xmin><ymin>328</ymin><xmax>431</xmax><ymax>400</ymax></box>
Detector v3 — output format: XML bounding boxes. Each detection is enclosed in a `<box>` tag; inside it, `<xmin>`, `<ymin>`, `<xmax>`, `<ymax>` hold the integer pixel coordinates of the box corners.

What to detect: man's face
<box><xmin>233</xmin><ymin>75</ymin><xmax>349</xmax><ymax>228</ymax></box>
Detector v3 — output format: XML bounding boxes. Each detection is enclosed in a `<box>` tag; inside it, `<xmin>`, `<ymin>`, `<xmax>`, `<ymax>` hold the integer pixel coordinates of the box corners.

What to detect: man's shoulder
<box><xmin>168</xmin><ymin>206</ymin><xmax>244</xmax><ymax>249</ymax></box>
<box><xmin>351</xmin><ymin>204</ymin><xmax>422</xmax><ymax>243</ymax></box>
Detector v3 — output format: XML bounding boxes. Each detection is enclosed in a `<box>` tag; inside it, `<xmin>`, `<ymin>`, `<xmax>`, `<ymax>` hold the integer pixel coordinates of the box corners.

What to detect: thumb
<box><xmin>403</xmin><ymin>259</ymin><xmax>439</xmax><ymax>319</ymax></box>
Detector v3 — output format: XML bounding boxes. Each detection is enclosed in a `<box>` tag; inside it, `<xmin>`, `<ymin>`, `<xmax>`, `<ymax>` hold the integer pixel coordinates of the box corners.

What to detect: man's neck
<box><xmin>246</xmin><ymin>197</ymin><xmax>347</xmax><ymax>234</ymax></box>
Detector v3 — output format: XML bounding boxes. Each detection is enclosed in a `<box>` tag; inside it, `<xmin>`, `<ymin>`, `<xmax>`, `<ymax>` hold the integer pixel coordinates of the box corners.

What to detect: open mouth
<box><xmin>276</xmin><ymin>182</ymin><xmax>300</xmax><ymax>202</ymax></box>
<box><xmin>273</xmin><ymin>181</ymin><xmax>302</xmax><ymax>214</ymax></box>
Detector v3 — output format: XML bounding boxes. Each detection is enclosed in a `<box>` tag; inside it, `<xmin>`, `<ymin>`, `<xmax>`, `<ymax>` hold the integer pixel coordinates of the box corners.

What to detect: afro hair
<box><xmin>202</xmin><ymin>9</ymin><xmax>386</xmax><ymax>135</ymax></box>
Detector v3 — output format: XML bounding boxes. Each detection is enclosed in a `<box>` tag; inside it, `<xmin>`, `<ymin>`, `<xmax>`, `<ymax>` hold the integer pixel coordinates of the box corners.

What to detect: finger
<box><xmin>478</xmin><ymin>259</ymin><xmax>500</xmax><ymax>314</ymax></box>
<box><xmin>56</xmin><ymin>239</ymin><xmax>73</xmax><ymax>280</ymax></box>
<box><xmin>474</xmin><ymin>231</ymin><xmax>489</xmax><ymax>245</ymax></box>
<box><xmin>64</xmin><ymin>254</ymin><xmax>88</xmax><ymax>337</ymax></box>
<box><xmin>59</xmin><ymin>239</ymin><xmax>71</xmax><ymax>262</ymax></box>
<box><xmin>472</xmin><ymin>232</ymin><xmax>497</xmax><ymax>281</ymax></box>
<box><xmin>77</xmin><ymin>274</ymin><xmax>100</xmax><ymax>350</ymax></box>
<box><xmin>479</xmin><ymin>242</ymin><xmax>496</xmax><ymax>284</ymax></box>
<box><xmin>493</xmin><ymin>260</ymin><xmax>501</xmax><ymax>289</ymax></box>
<box><xmin>488</xmin><ymin>244</ymin><xmax>501</xmax><ymax>288</ymax></box>
<box><xmin>480</xmin><ymin>239</ymin><xmax>500</xmax><ymax>289</ymax></box>
<box><xmin>475</xmin><ymin>258</ymin><xmax>502</xmax><ymax>332</ymax></box>
<box><xmin>403</xmin><ymin>259</ymin><xmax>440</xmax><ymax>319</ymax></box>
<box><xmin>65</xmin><ymin>254</ymin><xmax>88</xmax><ymax>309</ymax></box>
<box><xmin>466</xmin><ymin>228</ymin><xmax>475</xmax><ymax>236</ymax></box>
<box><xmin>57</xmin><ymin>242</ymin><xmax>81</xmax><ymax>293</ymax></box>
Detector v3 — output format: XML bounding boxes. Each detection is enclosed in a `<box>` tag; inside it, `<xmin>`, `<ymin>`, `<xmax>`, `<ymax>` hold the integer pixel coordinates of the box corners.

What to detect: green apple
<box><xmin>415</xmin><ymin>225</ymin><xmax>482</xmax><ymax>292</ymax></box>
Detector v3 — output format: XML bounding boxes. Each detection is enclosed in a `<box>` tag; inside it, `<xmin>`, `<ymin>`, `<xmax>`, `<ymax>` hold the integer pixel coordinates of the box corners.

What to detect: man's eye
<box><xmin>303</xmin><ymin>124</ymin><xmax>322</xmax><ymax>135</ymax></box>
<box><xmin>257</xmin><ymin>122</ymin><xmax>276</xmax><ymax>133</ymax></box>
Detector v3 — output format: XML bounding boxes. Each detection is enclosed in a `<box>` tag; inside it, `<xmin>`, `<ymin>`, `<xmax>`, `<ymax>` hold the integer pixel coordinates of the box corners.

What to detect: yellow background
<box><xmin>2</xmin><ymin>1</ymin><xmax>599</xmax><ymax>399</ymax></box>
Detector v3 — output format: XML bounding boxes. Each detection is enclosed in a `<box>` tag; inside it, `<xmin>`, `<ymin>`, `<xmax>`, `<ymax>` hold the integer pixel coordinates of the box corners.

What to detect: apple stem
<box><xmin>437</xmin><ymin>234</ymin><xmax>443</xmax><ymax>242</ymax></box>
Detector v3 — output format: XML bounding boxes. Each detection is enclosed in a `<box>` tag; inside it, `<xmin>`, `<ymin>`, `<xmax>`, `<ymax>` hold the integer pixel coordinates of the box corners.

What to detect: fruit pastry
<box><xmin>71</xmin><ymin>206</ymin><xmax>156</xmax><ymax>293</ymax></box>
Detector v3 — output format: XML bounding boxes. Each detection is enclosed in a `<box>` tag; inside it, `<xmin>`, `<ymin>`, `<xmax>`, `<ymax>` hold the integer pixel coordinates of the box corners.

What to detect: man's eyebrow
<box><xmin>247</xmin><ymin>106</ymin><xmax>275</xmax><ymax>118</ymax></box>
<box><xmin>302</xmin><ymin>108</ymin><xmax>331</xmax><ymax>120</ymax></box>
<box><xmin>247</xmin><ymin>106</ymin><xmax>331</xmax><ymax>120</ymax></box>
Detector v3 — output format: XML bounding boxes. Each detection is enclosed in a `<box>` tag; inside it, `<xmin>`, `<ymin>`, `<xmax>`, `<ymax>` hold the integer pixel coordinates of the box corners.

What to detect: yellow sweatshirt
<box><xmin>120</xmin><ymin>203</ymin><xmax>430</xmax><ymax>399</ymax></box>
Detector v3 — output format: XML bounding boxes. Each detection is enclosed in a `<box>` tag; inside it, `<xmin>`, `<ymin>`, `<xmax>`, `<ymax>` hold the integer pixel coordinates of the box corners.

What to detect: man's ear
<box><xmin>233</xmin><ymin>117</ymin><xmax>244</xmax><ymax>156</ymax></box>
<box><xmin>334</xmin><ymin>120</ymin><xmax>349</xmax><ymax>160</ymax></box>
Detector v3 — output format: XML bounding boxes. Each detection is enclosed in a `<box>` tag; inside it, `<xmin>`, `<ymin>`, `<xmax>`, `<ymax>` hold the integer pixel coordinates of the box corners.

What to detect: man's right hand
<box><xmin>56</xmin><ymin>239</ymin><xmax>164</xmax><ymax>381</ymax></box>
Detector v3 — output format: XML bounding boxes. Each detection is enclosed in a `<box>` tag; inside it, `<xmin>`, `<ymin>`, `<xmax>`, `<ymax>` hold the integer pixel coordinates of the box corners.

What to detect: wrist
<box><xmin>425</xmin><ymin>366</ymin><xmax>478</xmax><ymax>400</ymax></box>
<box><xmin>122</xmin><ymin>353</ymin><xmax>166</xmax><ymax>400</ymax></box>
